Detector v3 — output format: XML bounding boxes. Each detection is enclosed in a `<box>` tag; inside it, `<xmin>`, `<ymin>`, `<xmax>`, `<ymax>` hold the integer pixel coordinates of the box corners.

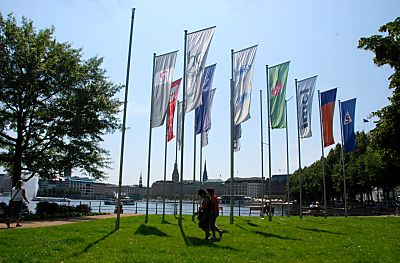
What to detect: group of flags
<box><xmin>145</xmin><ymin>24</ymin><xmax>359</xmax><ymax>223</ymax></box>
<box><xmin>149</xmin><ymin>26</ymin><xmax>217</xmax><ymax>149</ymax></box>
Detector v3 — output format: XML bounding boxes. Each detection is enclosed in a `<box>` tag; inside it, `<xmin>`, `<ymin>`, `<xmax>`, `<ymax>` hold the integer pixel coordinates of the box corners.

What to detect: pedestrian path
<box><xmin>1</xmin><ymin>213</ymin><xmax>142</xmax><ymax>229</ymax></box>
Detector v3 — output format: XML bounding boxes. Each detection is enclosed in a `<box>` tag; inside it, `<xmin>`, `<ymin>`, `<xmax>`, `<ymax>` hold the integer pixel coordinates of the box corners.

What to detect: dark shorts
<box><xmin>9</xmin><ymin>201</ymin><xmax>23</xmax><ymax>219</ymax></box>
<box><xmin>209</xmin><ymin>211</ymin><xmax>219</xmax><ymax>228</ymax></box>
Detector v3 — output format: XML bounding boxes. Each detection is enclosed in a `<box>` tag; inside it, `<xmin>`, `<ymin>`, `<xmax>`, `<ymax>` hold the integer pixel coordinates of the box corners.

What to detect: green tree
<box><xmin>358</xmin><ymin>17</ymin><xmax>400</xmax><ymax>196</ymax></box>
<box><xmin>0</xmin><ymin>14</ymin><xmax>122</xmax><ymax>185</ymax></box>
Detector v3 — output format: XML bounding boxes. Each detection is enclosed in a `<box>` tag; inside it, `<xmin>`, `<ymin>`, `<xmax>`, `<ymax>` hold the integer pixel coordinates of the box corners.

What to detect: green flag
<box><xmin>268</xmin><ymin>61</ymin><xmax>290</xmax><ymax>129</ymax></box>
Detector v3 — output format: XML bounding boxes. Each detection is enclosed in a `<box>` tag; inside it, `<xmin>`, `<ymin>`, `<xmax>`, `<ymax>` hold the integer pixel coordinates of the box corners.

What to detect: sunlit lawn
<box><xmin>1</xmin><ymin>215</ymin><xmax>399</xmax><ymax>262</ymax></box>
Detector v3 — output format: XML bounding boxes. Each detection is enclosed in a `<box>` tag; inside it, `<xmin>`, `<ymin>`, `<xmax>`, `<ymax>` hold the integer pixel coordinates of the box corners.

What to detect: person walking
<box><xmin>207</xmin><ymin>188</ymin><xmax>223</xmax><ymax>240</ymax></box>
<box><xmin>6</xmin><ymin>180</ymin><xmax>30</xmax><ymax>228</ymax></box>
<box><xmin>195</xmin><ymin>189</ymin><xmax>212</xmax><ymax>240</ymax></box>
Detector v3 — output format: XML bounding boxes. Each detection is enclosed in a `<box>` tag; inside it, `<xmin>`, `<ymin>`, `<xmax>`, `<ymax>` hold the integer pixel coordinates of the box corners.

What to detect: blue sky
<box><xmin>2</xmin><ymin>0</ymin><xmax>399</xmax><ymax>186</ymax></box>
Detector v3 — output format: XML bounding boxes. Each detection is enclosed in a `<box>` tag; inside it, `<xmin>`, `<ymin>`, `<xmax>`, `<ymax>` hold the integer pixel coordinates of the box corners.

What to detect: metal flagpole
<box><xmin>200</xmin><ymin>135</ymin><xmax>203</xmax><ymax>184</ymax></box>
<box><xmin>145</xmin><ymin>53</ymin><xmax>156</xmax><ymax>224</ymax></box>
<box><xmin>192</xmin><ymin>119</ymin><xmax>197</xmax><ymax>220</ymax></box>
<box><xmin>229</xmin><ymin>49</ymin><xmax>234</xmax><ymax>224</ymax></box>
<box><xmin>115</xmin><ymin>8</ymin><xmax>135</xmax><ymax>230</ymax></box>
<box><xmin>179</xmin><ymin>30</ymin><xmax>188</xmax><ymax>227</ymax></box>
<box><xmin>162</xmin><ymin>110</ymin><xmax>168</xmax><ymax>222</ymax></box>
<box><xmin>259</xmin><ymin>90</ymin><xmax>265</xmax><ymax>216</ymax></box>
<box><xmin>338</xmin><ymin>100</ymin><xmax>348</xmax><ymax>217</ymax></box>
<box><xmin>317</xmin><ymin>91</ymin><xmax>328</xmax><ymax>218</ymax></box>
<box><xmin>265</xmin><ymin>65</ymin><xmax>272</xmax><ymax>222</ymax></box>
<box><xmin>285</xmin><ymin>99</ymin><xmax>290</xmax><ymax>216</ymax></box>
<box><xmin>294</xmin><ymin>78</ymin><xmax>303</xmax><ymax>219</ymax></box>
<box><xmin>174</xmin><ymin>101</ymin><xmax>180</xmax><ymax>216</ymax></box>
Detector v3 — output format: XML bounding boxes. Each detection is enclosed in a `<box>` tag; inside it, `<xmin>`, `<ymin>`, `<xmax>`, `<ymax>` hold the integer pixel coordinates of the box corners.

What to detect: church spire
<box><xmin>202</xmin><ymin>160</ymin><xmax>208</xmax><ymax>182</ymax></box>
<box><xmin>139</xmin><ymin>171</ymin><xmax>143</xmax><ymax>187</ymax></box>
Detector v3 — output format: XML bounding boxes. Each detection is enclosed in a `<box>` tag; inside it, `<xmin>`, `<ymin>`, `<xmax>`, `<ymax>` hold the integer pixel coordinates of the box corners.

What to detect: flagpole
<box><xmin>145</xmin><ymin>52</ymin><xmax>156</xmax><ymax>224</ymax></box>
<box><xmin>338</xmin><ymin>100</ymin><xmax>348</xmax><ymax>217</ymax></box>
<box><xmin>294</xmin><ymin>78</ymin><xmax>303</xmax><ymax>219</ymax></box>
<box><xmin>265</xmin><ymin>65</ymin><xmax>272</xmax><ymax>222</ymax></box>
<box><xmin>259</xmin><ymin>90</ymin><xmax>265</xmax><ymax>216</ymax></box>
<box><xmin>179</xmin><ymin>30</ymin><xmax>188</xmax><ymax>227</ymax></box>
<box><xmin>162</xmin><ymin>109</ymin><xmax>168</xmax><ymax>222</ymax></box>
<box><xmin>229</xmin><ymin>49</ymin><xmax>234</xmax><ymax>225</ymax></box>
<box><xmin>200</xmin><ymin>134</ymin><xmax>203</xmax><ymax>183</ymax></box>
<box><xmin>174</xmin><ymin>101</ymin><xmax>180</xmax><ymax>216</ymax></box>
<box><xmin>285</xmin><ymin>99</ymin><xmax>290</xmax><ymax>216</ymax></box>
<box><xmin>192</xmin><ymin>119</ymin><xmax>197</xmax><ymax>220</ymax></box>
<box><xmin>115</xmin><ymin>8</ymin><xmax>135</xmax><ymax>230</ymax></box>
<box><xmin>318</xmin><ymin>90</ymin><xmax>328</xmax><ymax>218</ymax></box>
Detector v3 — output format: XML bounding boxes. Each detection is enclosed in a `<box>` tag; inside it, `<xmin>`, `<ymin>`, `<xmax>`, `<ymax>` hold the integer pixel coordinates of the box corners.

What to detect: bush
<box><xmin>35</xmin><ymin>201</ymin><xmax>91</xmax><ymax>215</ymax></box>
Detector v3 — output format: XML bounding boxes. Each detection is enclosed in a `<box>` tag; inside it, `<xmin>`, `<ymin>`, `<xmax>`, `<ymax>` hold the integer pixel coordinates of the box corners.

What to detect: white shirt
<box><xmin>11</xmin><ymin>187</ymin><xmax>24</xmax><ymax>201</ymax></box>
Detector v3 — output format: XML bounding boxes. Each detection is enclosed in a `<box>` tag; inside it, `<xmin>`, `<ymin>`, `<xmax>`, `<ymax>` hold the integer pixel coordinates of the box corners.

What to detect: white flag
<box><xmin>177</xmin><ymin>101</ymin><xmax>183</xmax><ymax>150</ymax></box>
<box><xmin>185</xmin><ymin>27</ymin><xmax>215</xmax><ymax>113</ymax></box>
<box><xmin>201</xmin><ymin>131</ymin><xmax>208</xmax><ymax>147</ymax></box>
<box><xmin>233</xmin><ymin>45</ymin><xmax>257</xmax><ymax>125</ymax></box>
<box><xmin>151</xmin><ymin>51</ymin><xmax>178</xmax><ymax>128</ymax></box>
<box><xmin>296</xmin><ymin>76</ymin><xmax>317</xmax><ymax>138</ymax></box>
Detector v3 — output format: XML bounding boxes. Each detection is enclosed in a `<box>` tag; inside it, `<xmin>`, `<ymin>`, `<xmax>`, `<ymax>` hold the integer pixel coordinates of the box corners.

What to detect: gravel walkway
<box><xmin>1</xmin><ymin>213</ymin><xmax>142</xmax><ymax>229</ymax></box>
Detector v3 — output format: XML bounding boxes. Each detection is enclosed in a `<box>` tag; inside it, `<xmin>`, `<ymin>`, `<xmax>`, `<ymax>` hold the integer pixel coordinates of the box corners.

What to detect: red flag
<box><xmin>320</xmin><ymin>88</ymin><xmax>337</xmax><ymax>147</ymax></box>
<box><xmin>167</xmin><ymin>79</ymin><xmax>181</xmax><ymax>142</ymax></box>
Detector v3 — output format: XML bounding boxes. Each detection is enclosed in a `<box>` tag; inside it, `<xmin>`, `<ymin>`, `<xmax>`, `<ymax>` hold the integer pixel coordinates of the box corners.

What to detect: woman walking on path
<box><xmin>6</xmin><ymin>180</ymin><xmax>30</xmax><ymax>228</ymax></box>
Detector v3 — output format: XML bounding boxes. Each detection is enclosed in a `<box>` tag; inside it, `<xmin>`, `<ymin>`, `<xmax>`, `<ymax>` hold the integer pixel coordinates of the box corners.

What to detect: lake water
<box><xmin>0</xmin><ymin>196</ymin><xmax>287</xmax><ymax>216</ymax></box>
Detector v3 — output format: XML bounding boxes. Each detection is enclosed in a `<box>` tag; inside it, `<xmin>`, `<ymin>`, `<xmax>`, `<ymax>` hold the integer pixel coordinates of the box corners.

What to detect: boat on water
<box><xmin>104</xmin><ymin>198</ymin><xmax>136</xmax><ymax>206</ymax></box>
<box><xmin>32</xmin><ymin>197</ymin><xmax>71</xmax><ymax>202</ymax></box>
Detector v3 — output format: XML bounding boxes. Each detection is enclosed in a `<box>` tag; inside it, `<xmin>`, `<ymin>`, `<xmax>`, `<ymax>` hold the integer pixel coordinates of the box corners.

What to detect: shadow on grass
<box><xmin>69</xmin><ymin>229</ymin><xmax>117</xmax><ymax>259</ymax></box>
<box><xmin>134</xmin><ymin>224</ymin><xmax>170</xmax><ymax>237</ymax></box>
<box><xmin>245</xmin><ymin>220</ymin><xmax>260</xmax><ymax>227</ymax></box>
<box><xmin>253</xmin><ymin>230</ymin><xmax>301</xmax><ymax>241</ymax></box>
<box><xmin>179</xmin><ymin>225</ymin><xmax>190</xmax><ymax>246</ymax></box>
<box><xmin>161</xmin><ymin>220</ymin><xmax>172</xmax><ymax>224</ymax></box>
<box><xmin>296</xmin><ymin>226</ymin><xmax>343</xmax><ymax>235</ymax></box>
<box><xmin>186</xmin><ymin>236</ymin><xmax>238</xmax><ymax>250</ymax></box>
<box><xmin>235</xmin><ymin>224</ymin><xmax>250</xmax><ymax>232</ymax></box>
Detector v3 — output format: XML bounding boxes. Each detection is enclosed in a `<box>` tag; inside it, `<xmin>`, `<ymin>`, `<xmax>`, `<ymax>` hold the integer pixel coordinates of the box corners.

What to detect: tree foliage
<box><xmin>358</xmin><ymin>17</ymin><xmax>400</xmax><ymax>187</ymax></box>
<box><xmin>0</xmin><ymin>13</ymin><xmax>122</xmax><ymax>185</ymax></box>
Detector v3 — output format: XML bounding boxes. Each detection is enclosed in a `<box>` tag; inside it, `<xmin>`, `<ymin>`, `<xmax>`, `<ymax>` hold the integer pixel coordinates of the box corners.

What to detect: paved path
<box><xmin>1</xmin><ymin>213</ymin><xmax>142</xmax><ymax>229</ymax></box>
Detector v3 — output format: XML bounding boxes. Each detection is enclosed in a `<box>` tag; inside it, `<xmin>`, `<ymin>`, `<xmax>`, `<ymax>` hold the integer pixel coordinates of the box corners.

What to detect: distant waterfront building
<box><xmin>0</xmin><ymin>173</ymin><xmax>11</xmax><ymax>194</ymax></box>
<box><xmin>202</xmin><ymin>179</ymin><xmax>225</xmax><ymax>196</ymax></box>
<box><xmin>224</xmin><ymin>177</ymin><xmax>266</xmax><ymax>198</ymax></box>
<box><xmin>66</xmin><ymin>177</ymin><xmax>95</xmax><ymax>198</ymax></box>
<box><xmin>151</xmin><ymin>180</ymin><xmax>175</xmax><ymax>199</ymax></box>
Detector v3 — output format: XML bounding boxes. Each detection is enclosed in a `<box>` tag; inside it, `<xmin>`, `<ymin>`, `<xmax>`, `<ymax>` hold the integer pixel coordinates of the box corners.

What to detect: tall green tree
<box><xmin>0</xmin><ymin>14</ymin><xmax>122</xmax><ymax>185</ymax></box>
<box><xmin>358</xmin><ymin>17</ymin><xmax>400</xmax><ymax>194</ymax></box>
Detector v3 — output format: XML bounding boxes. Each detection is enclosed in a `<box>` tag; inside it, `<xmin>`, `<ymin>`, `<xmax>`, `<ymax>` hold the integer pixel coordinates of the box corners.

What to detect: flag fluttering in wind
<box><xmin>195</xmin><ymin>64</ymin><xmax>217</xmax><ymax>134</ymax></box>
<box><xmin>233</xmin><ymin>45</ymin><xmax>258</xmax><ymax>125</ymax></box>
<box><xmin>201</xmin><ymin>131</ymin><xmax>209</xmax><ymax>147</ymax></box>
<box><xmin>185</xmin><ymin>27</ymin><xmax>215</xmax><ymax>113</ymax></box>
<box><xmin>320</xmin><ymin>88</ymin><xmax>337</xmax><ymax>147</ymax></box>
<box><xmin>296</xmin><ymin>76</ymin><xmax>317</xmax><ymax>138</ymax></box>
<box><xmin>151</xmin><ymin>51</ymin><xmax>178</xmax><ymax>128</ymax></box>
<box><xmin>233</xmin><ymin>124</ymin><xmax>242</xmax><ymax>152</ymax></box>
<box><xmin>268</xmin><ymin>62</ymin><xmax>290</xmax><ymax>129</ymax></box>
<box><xmin>167</xmin><ymin>79</ymin><xmax>182</xmax><ymax>142</ymax></box>
<box><xmin>177</xmin><ymin>101</ymin><xmax>183</xmax><ymax>150</ymax></box>
<box><xmin>340</xmin><ymin>98</ymin><xmax>357</xmax><ymax>153</ymax></box>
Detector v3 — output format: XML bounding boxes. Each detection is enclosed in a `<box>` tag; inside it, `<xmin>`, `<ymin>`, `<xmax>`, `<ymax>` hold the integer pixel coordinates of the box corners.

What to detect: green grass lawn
<box><xmin>1</xmin><ymin>215</ymin><xmax>399</xmax><ymax>263</ymax></box>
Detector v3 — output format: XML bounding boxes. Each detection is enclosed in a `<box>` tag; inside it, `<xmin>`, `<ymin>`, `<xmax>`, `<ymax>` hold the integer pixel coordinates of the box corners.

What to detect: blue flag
<box><xmin>340</xmin><ymin>98</ymin><xmax>356</xmax><ymax>153</ymax></box>
<box><xmin>195</xmin><ymin>64</ymin><xmax>217</xmax><ymax>134</ymax></box>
